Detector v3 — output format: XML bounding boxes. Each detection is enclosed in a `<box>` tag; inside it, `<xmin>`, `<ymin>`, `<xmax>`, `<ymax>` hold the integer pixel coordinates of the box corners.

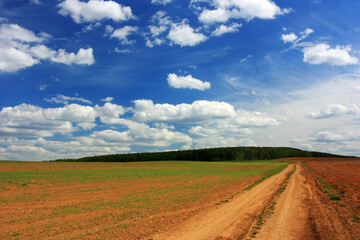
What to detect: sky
<box><xmin>0</xmin><ymin>0</ymin><xmax>359</xmax><ymax>161</ymax></box>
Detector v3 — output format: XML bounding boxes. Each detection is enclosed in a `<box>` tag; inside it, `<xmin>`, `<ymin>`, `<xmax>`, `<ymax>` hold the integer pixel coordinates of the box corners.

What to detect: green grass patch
<box><xmin>0</xmin><ymin>161</ymin><xmax>288</xmax><ymax>185</ymax></box>
<box><xmin>351</xmin><ymin>215</ymin><xmax>360</xmax><ymax>222</ymax></box>
<box><xmin>317</xmin><ymin>177</ymin><xmax>342</xmax><ymax>201</ymax></box>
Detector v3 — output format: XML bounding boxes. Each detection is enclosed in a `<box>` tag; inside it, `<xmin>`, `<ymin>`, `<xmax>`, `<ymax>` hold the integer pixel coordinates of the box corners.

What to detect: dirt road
<box><xmin>149</xmin><ymin>160</ymin><xmax>359</xmax><ymax>240</ymax></box>
<box><xmin>252</xmin><ymin>162</ymin><xmax>314</xmax><ymax>239</ymax></box>
<box><xmin>150</xmin><ymin>164</ymin><xmax>295</xmax><ymax>240</ymax></box>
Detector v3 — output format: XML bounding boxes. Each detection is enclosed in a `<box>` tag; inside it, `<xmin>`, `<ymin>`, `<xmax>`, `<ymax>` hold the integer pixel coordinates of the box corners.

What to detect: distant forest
<box><xmin>55</xmin><ymin>147</ymin><xmax>353</xmax><ymax>162</ymax></box>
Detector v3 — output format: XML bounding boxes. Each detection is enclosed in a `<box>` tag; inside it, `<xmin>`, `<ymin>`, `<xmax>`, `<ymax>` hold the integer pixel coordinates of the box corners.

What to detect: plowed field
<box><xmin>0</xmin><ymin>160</ymin><xmax>287</xmax><ymax>240</ymax></box>
<box><xmin>150</xmin><ymin>158</ymin><xmax>360</xmax><ymax>240</ymax></box>
<box><xmin>1</xmin><ymin>158</ymin><xmax>358</xmax><ymax>240</ymax></box>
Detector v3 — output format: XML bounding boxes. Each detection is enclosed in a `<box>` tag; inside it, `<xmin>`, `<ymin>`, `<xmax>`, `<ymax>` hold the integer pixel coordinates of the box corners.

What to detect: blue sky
<box><xmin>1</xmin><ymin>0</ymin><xmax>359</xmax><ymax>160</ymax></box>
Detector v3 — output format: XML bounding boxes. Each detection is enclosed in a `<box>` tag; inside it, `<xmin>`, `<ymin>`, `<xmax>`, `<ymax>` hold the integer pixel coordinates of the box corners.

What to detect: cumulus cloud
<box><xmin>0</xmin><ymin>137</ymin><xmax>131</xmax><ymax>161</ymax></box>
<box><xmin>95</xmin><ymin>102</ymin><xmax>126</xmax><ymax>118</ymax></box>
<box><xmin>0</xmin><ymin>47</ymin><xmax>39</xmax><ymax>72</ymax></box>
<box><xmin>306</xmin><ymin>104</ymin><xmax>359</xmax><ymax>119</ymax></box>
<box><xmin>0</xmin><ymin>23</ymin><xmax>94</xmax><ymax>72</ymax></box>
<box><xmin>0</xmin><ymin>103</ymin><xmax>96</xmax><ymax>137</ymax></box>
<box><xmin>132</xmin><ymin>99</ymin><xmax>236</xmax><ymax>123</ymax></box>
<box><xmin>168</xmin><ymin>23</ymin><xmax>207</xmax><ymax>47</ymax></box>
<box><xmin>0</xmin><ymin>23</ymin><xmax>43</xmax><ymax>42</ymax></box>
<box><xmin>57</xmin><ymin>0</ymin><xmax>133</xmax><ymax>23</ymax></box>
<box><xmin>101</xmin><ymin>97</ymin><xmax>114</xmax><ymax>102</ymax></box>
<box><xmin>167</xmin><ymin>73</ymin><xmax>211</xmax><ymax>90</ymax></box>
<box><xmin>292</xmin><ymin>130</ymin><xmax>360</xmax><ymax>154</ymax></box>
<box><xmin>197</xmin><ymin>0</ymin><xmax>288</xmax><ymax>24</ymax></box>
<box><xmin>0</xmin><ymin>97</ymin><xmax>285</xmax><ymax>160</ymax></box>
<box><xmin>281</xmin><ymin>32</ymin><xmax>297</xmax><ymax>43</ymax></box>
<box><xmin>281</xmin><ymin>28</ymin><xmax>313</xmax><ymax>45</ymax></box>
<box><xmin>51</xmin><ymin>48</ymin><xmax>95</xmax><ymax>65</ymax></box>
<box><xmin>303</xmin><ymin>43</ymin><xmax>358</xmax><ymax>65</ymax></box>
<box><xmin>110</xmin><ymin>26</ymin><xmax>138</xmax><ymax>45</ymax></box>
<box><xmin>211</xmin><ymin>23</ymin><xmax>242</xmax><ymax>36</ymax></box>
<box><xmin>145</xmin><ymin>11</ymin><xmax>172</xmax><ymax>47</ymax></box>
<box><xmin>281</xmin><ymin>28</ymin><xmax>358</xmax><ymax>66</ymax></box>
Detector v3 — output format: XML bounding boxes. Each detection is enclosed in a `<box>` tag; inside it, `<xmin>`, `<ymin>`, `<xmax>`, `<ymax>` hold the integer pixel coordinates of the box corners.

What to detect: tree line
<box><xmin>54</xmin><ymin>147</ymin><xmax>352</xmax><ymax>162</ymax></box>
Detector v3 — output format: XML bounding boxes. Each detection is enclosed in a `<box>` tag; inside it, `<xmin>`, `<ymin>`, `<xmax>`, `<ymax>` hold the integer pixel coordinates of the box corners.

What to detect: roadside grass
<box><xmin>0</xmin><ymin>160</ymin><xmax>289</xmax><ymax>239</ymax></box>
<box><xmin>317</xmin><ymin>176</ymin><xmax>342</xmax><ymax>200</ymax></box>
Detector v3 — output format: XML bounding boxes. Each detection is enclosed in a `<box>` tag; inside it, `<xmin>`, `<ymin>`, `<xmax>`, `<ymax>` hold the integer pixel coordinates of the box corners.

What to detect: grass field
<box><xmin>0</xmin><ymin>160</ymin><xmax>288</xmax><ymax>239</ymax></box>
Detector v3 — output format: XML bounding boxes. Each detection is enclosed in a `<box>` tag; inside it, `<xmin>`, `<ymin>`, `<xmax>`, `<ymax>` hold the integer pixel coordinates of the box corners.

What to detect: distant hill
<box><xmin>54</xmin><ymin>147</ymin><xmax>353</xmax><ymax>162</ymax></box>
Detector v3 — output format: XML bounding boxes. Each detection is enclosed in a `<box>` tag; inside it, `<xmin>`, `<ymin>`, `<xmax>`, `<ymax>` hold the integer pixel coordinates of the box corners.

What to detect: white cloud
<box><xmin>101</xmin><ymin>97</ymin><xmax>114</xmax><ymax>102</ymax></box>
<box><xmin>168</xmin><ymin>23</ymin><xmax>207</xmax><ymax>47</ymax></box>
<box><xmin>104</xmin><ymin>25</ymin><xmax>114</xmax><ymax>35</ymax></box>
<box><xmin>234</xmin><ymin>110</ymin><xmax>279</xmax><ymax>127</ymax></box>
<box><xmin>306</xmin><ymin>104</ymin><xmax>359</xmax><ymax>119</ymax></box>
<box><xmin>151</xmin><ymin>0</ymin><xmax>173</xmax><ymax>6</ymax></box>
<box><xmin>282</xmin><ymin>28</ymin><xmax>313</xmax><ymax>45</ymax></box>
<box><xmin>189</xmin><ymin>124</ymin><xmax>252</xmax><ymax>137</ymax></box>
<box><xmin>281</xmin><ymin>28</ymin><xmax>358</xmax><ymax>66</ymax></box>
<box><xmin>167</xmin><ymin>73</ymin><xmax>211</xmax><ymax>90</ymax></box>
<box><xmin>197</xmin><ymin>0</ymin><xmax>287</xmax><ymax>24</ymax></box>
<box><xmin>0</xmin><ymin>23</ymin><xmax>95</xmax><ymax>72</ymax></box>
<box><xmin>313</xmin><ymin>131</ymin><xmax>346</xmax><ymax>142</ymax></box>
<box><xmin>0</xmin><ymin>104</ymin><xmax>96</xmax><ymax>138</ymax></box>
<box><xmin>0</xmin><ymin>96</ymin><xmax>285</xmax><ymax>160</ymax></box>
<box><xmin>82</xmin><ymin>22</ymin><xmax>102</xmax><ymax>33</ymax></box>
<box><xmin>281</xmin><ymin>32</ymin><xmax>297</xmax><ymax>43</ymax></box>
<box><xmin>0</xmin><ymin>137</ymin><xmax>131</xmax><ymax>161</ymax></box>
<box><xmin>45</xmin><ymin>94</ymin><xmax>92</xmax><ymax>105</ymax></box>
<box><xmin>132</xmin><ymin>99</ymin><xmax>236</xmax><ymax>123</ymax></box>
<box><xmin>145</xmin><ymin>11</ymin><xmax>172</xmax><ymax>48</ymax></box>
<box><xmin>292</xmin><ymin>130</ymin><xmax>360</xmax><ymax>156</ymax></box>
<box><xmin>93</xmin><ymin>117</ymin><xmax>192</xmax><ymax>147</ymax></box>
<box><xmin>0</xmin><ymin>47</ymin><xmax>39</xmax><ymax>72</ymax></box>
<box><xmin>51</xmin><ymin>48</ymin><xmax>95</xmax><ymax>65</ymax></box>
<box><xmin>149</xmin><ymin>25</ymin><xmax>168</xmax><ymax>37</ymax></box>
<box><xmin>0</xmin><ymin>23</ymin><xmax>44</xmax><ymax>42</ymax></box>
<box><xmin>193</xmin><ymin>136</ymin><xmax>256</xmax><ymax>149</ymax></box>
<box><xmin>303</xmin><ymin>43</ymin><xmax>358</xmax><ymax>65</ymax></box>
<box><xmin>110</xmin><ymin>26</ymin><xmax>137</xmax><ymax>45</ymax></box>
<box><xmin>0</xmin><ymin>101</ymin><xmax>129</xmax><ymax>140</ymax></box>
<box><xmin>57</xmin><ymin>0</ymin><xmax>133</xmax><ymax>23</ymax></box>
<box><xmin>211</xmin><ymin>23</ymin><xmax>242</xmax><ymax>36</ymax></box>
<box><xmin>95</xmin><ymin>102</ymin><xmax>126</xmax><ymax>118</ymax></box>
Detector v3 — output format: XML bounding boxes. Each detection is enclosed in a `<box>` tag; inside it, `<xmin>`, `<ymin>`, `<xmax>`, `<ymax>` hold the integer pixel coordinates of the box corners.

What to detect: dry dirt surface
<box><xmin>148</xmin><ymin>158</ymin><xmax>360</xmax><ymax>240</ymax></box>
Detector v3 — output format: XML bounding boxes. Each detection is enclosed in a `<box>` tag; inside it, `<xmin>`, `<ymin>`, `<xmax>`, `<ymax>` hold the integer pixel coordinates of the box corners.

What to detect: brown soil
<box><xmin>0</xmin><ymin>162</ymin><xmax>262</xmax><ymax>240</ymax></box>
<box><xmin>150</xmin><ymin>164</ymin><xmax>295</xmax><ymax>240</ymax></box>
<box><xmin>1</xmin><ymin>158</ymin><xmax>359</xmax><ymax>239</ymax></box>
<box><xmin>148</xmin><ymin>158</ymin><xmax>360</xmax><ymax>240</ymax></box>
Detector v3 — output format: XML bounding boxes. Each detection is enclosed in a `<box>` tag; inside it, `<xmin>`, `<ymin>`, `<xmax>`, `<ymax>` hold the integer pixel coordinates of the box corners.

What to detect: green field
<box><xmin>0</xmin><ymin>160</ymin><xmax>289</xmax><ymax>239</ymax></box>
